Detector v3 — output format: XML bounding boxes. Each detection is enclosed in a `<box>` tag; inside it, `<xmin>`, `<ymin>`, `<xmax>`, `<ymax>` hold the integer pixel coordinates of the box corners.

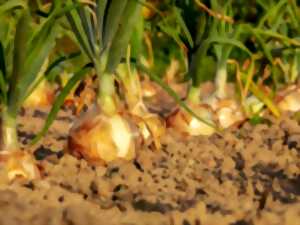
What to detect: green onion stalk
<box><xmin>186</xmin><ymin>0</ymin><xmax>254</xmax><ymax>129</ymax></box>
<box><xmin>193</xmin><ymin>0</ymin><xmax>237</xmax><ymax>103</ymax></box>
<box><xmin>116</xmin><ymin>45</ymin><xmax>166</xmax><ymax>150</ymax></box>
<box><xmin>241</xmin><ymin>0</ymin><xmax>300</xmax><ymax>114</ymax></box>
<box><xmin>0</xmin><ymin>0</ymin><xmax>70</xmax><ymax>180</ymax></box>
<box><xmin>65</xmin><ymin>0</ymin><xmax>153</xmax><ymax>164</ymax></box>
<box><xmin>127</xmin><ymin>1</ymin><xmax>218</xmax><ymax>136</ymax></box>
<box><xmin>65</xmin><ymin>0</ymin><xmax>144</xmax><ymax>115</ymax></box>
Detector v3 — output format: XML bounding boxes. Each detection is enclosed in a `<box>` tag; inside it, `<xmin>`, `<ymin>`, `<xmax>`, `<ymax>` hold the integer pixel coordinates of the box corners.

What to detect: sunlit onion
<box><xmin>130</xmin><ymin>112</ymin><xmax>165</xmax><ymax>149</ymax></box>
<box><xmin>69</xmin><ymin>108</ymin><xmax>136</xmax><ymax>164</ymax></box>
<box><xmin>214</xmin><ymin>99</ymin><xmax>245</xmax><ymax>129</ymax></box>
<box><xmin>23</xmin><ymin>80</ymin><xmax>54</xmax><ymax>108</ymax></box>
<box><xmin>204</xmin><ymin>94</ymin><xmax>245</xmax><ymax>129</ymax></box>
<box><xmin>167</xmin><ymin>104</ymin><xmax>216</xmax><ymax>136</ymax></box>
<box><xmin>23</xmin><ymin>58</ymin><xmax>54</xmax><ymax>108</ymax></box>
<box><xmin>277</xmin><ymin>86</ymin><xmax>300</xmax><ymax>112</ymax></box>
<box><xmin>0</xmin><ymin>151</ymin><xmax>40</xmax><ymax>181</ymax></box>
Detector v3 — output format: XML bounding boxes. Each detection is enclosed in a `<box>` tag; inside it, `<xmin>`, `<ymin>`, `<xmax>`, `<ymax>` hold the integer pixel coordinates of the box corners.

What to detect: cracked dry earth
<box><xmin>0</xmin><ymin>106</ymin><xmax>299</xmax><ymax>225</ymax></box>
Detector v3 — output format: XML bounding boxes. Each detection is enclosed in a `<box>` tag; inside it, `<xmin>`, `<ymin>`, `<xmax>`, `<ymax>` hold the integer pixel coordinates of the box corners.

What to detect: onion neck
<box><xmin>94</xmin><ymin>57</ymin><xmax>118</xmax><ymax>116</ymax></box>
<box><xmin>187</xmin><ymin>86</ymin><xmax>200</xmax><ymax>105</ymax></box>
<box><xmin>215</xmin><ymin>61</ymin><xmax>227</xmax><ymax>99</ymax></box>
<box><xmin>97</xmin><ymin>72</ymin><xmax>117</xmax><ymax>116</ymax></box>
<box><xmin>1</xmin><ymin>108</ymin><xmax>18</xmax><ymax>151</ymax></box>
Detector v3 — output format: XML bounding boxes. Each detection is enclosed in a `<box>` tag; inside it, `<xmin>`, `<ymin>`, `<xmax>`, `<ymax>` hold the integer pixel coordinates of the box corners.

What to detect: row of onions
<box><xmin>0</xmin><ymin>0</ymin><xmax>299</xmax><ymax>181</ymax></box>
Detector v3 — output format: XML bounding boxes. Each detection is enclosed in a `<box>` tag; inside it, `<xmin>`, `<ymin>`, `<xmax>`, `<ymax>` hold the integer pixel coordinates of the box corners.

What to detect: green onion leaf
<box><xmin>106</xmin><ymin>0</ymin><xmax>144</xmax><ymax>73</ymax></box>
<box><xmin>103</xmin><ymin>0</ymin><xmax>128</xmax><ymax>49</ymax></box>
<box><xmin>32</xmin><ymin>64</ymin><xmax>92</xmax><ymax>144</ymax></box>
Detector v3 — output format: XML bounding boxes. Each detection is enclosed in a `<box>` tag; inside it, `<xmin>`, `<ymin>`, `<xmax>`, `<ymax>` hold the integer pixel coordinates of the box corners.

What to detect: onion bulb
<box><xmin>130</xmin><ymin>112</ymin><xmax>165</xmax><ymax>149</ymax></box>
<box><xmin>69</xmin><ymin>108</ymin><xmax>135</xmax><ymax>164</ymax></box>
<box><xmin>23</xmin><ymin>79</ymin><xmax>54</xmax><ymax>108</ymax></box>
<box><xmin>116</xmin><ymin>63</ymin><xmax>166</xmax><ymax>150</ymax></box>
<box><xmin>0</xmin><ymin>151</ymin><xmax>40</xmax><ymax>181</ymax></box>
<box><xmin>277</xmin><ymin>86</ymin><xmax>300</xmax><ymax>112</ymax></box>
<box><xmin>214</xmin><ymin>99</ymin><xmax>245</xmax><ymax>129</ymax></box>
<box><xmin>23</xmin><ymin>58</ymin><xmax>54</xmax><ymax>108</ymax></box>
<box><xmin>203</xmin><ymin>94</ymin><xmax>245</xmax><ymax>129</ymax></box>
<box><xmin>167</xmin><ymin>104</ymin><xmax>216</xmax><ymax>136</ymax></box>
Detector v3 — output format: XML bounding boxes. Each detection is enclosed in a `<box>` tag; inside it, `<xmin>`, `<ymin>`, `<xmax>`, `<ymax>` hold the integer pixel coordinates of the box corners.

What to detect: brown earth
<box><xmin>0</xmin><ymin>106</ymin><xmax>299</xmax><ymax>225</ymax></box>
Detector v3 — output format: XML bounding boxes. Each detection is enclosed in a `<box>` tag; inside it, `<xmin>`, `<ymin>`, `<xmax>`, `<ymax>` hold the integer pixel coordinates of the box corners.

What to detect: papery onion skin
<box><xmin>68</xmin><ymin>113</ymin><xmax>136</xmax><ymax>164</ymax></box>
<box><xmin>167</xmin><ymin>105</ymin><xmax>216</xmax><ymax>136</ymax></box>
<box><xmin>0</xmin><ymin>151</ymin><xmax>40</xmax><ymax>182</ymax></box>
<box><xmin>130</xmin><ymin>113</ymin><xmax>166</xmax><ymax>150</ymax></box>
<box><xmin>23</xmin><ymin>81</ymin><xmax>55</xmax><ymax>108</ymax></box>
<box><xmin>214</xmin><ymin>99</ymin><xmax>245</xmax><ymax>129</ymax></box>
<box><xmin>278</xmin><ymin>89</ymin><xmax>300</xmax><ymax>112</ymax></box>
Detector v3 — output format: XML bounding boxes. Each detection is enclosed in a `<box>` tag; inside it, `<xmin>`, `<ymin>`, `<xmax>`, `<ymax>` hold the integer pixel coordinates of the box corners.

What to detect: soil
<box><xmin>0</xmin><ymin>105</ymin><xmax>299</xmax><ymax>225</ymax></box>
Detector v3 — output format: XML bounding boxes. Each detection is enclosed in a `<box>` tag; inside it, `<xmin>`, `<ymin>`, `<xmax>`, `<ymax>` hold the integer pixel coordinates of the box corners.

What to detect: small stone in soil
<box><xmin>56</xmin><ymin>151</ymin><xmax>64</xmax><ymax>159</ymax></box>
<box><xmin>234</xmin><ymin>153</ymin><xmax>245</xmax><ymax>170</ymax></box>
<box><xmin>58</xmin><ymin>196</ymin><xmax>64</xmax><ymax>202</ymax></box>
<box><xmin>23</xmin><ymin>182</ymin><xmax>35</xmax><ymax>190</ymax></box>
<box><xmin>230</xmin><ymin>220</ymin><xmax>251</xmax><ymax>225</ymax></box>
<box><xmin>90</xmin><ymin>182</ymin><xmax>98</xmax><ymax>195</ymax></box>
<box><xmin>132</xmin><ymin>199</ymin><xmax>173</xmax><ymax>213</ymax></box>
<box><xmin>182</xmin><ymin>219</ymin><xmax>191</xmax><ymax>225</ymax></box>
<box><xmin>178</xmin><ymin>199</ymin><xmax>197</xmax><ymax>211</ymax></box>
<box><xmin>56</xmin><ymin>116</ymin><xmax>73</xmax><ymax>122</ymax></box>
<box><xmin>33</xmin><ymin>110</ymin><xmax>48</xmax><ymax>118</ymax></box>
<box><xmin>34</xmin><ymin>146</ymin><xmax>56</xmax><ymax>160</ymax></box>
<box><xmin>17</xmin><ymin>130</ymin><xmax>35</xmax><ymax>140</ymax></box>
<box><xmin>287</xmin><ymin>140</ymin><xmax>297</xmax><ymax>149</ymax></box>
<box><xmin>105</xmin><ymin>167</ymin><xmax>119</xmax><ymax>178</ymax></box>
<box><xmin>195</xmin><ymin>188</ymin><xmax>207</xmax><ymax>196</ymax></box>
<box><xmin>133</xmin><ymin>160</ymin><xmax>144</xmax><ymax>172</ymax></box>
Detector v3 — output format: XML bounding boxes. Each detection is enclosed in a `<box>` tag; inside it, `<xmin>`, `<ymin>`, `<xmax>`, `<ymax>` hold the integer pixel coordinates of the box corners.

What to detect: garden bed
<box><xmin>0</xmin><ymin>106</ymin><xmax>299</xmax><ymax>225</ymax></box>
<box><xmin>0</xmin><ymin>1</ymin><xmax>300</xmax><ymax>225</ymax></box>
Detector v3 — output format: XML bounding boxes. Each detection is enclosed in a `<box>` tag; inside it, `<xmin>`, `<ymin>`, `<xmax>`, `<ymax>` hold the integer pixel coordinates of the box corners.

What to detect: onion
<box><xmin>167</xmin><ymin>104</ymin><xmax>216</xmax><ymax>136</ymax></box>
<box><xmin>69</xmin><ymin>107</ymin><xmax>136</xmax><ymax>164</ymax></box>
<box><xmin>130</xmin><ymin>112</ymin><xmax>165</xmax><ymax>149</ymax></box>
<box><xmin>204</xmin><ymin>95</ymin><xmax>245</xmax><ymax>129</ymax></box>
<box><xmin>23</xmin><ymin>80</ymin><xmax>54</xmax><ymax>108</ymax></box>
<box><xmin>23</xmin><ymin>58</ymin><xmax>54</xmax><ymax>108</ymax></box>
<box><xmin>277</xmin><ymin>86</ymin><xmax>300</xmax><ymax>112</ymax></box>
<box><xmin>0</xmin><ymin>151</ymin><xmax>40</xmax><ymax>181</ymax></box>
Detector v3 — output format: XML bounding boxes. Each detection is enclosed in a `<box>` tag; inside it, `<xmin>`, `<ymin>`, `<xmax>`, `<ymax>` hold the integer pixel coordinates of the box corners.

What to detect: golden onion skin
<box><xmin>0</xmin><ymin>151</ymin><xmax>40</xmax><ymax>182</ymax></box>
<box><xmin>214</xmin><ymin>99</ymin><xmax>245</xmax><ymax>129</ymax></box>
<box><xmin>23</xmin><ymin>81</ymin><xmax>55</xmax><ymax>108</ymax></box>
<box><xmin>68</xmin><ymin>112</ymin><xmax>136</xmax><ymax>165</ymax></box>
<box><xmin>277</xmin><ymin>85</ymin><xmax>300</xmax><ymax>112</ymax></box>
<box><xmin>167</xmin><ymin>104</ymin><xmax>216</xmax><ymax>136</ymax></box>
